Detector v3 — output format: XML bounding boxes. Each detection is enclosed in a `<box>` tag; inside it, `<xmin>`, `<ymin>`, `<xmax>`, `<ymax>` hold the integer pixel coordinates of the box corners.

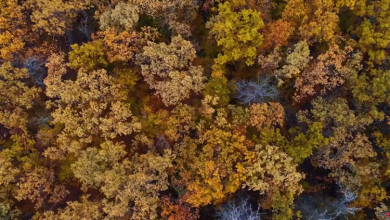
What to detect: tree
<box><xmin>161</xmin><ymin>196</ymin><xmax>199</xmax><ymax>220</ymax></box>
<box><xmin>0</xmin><ymin>153</ymin><xmax>20</xmax><ymax>187</ymax></box>
<box><xmin>99</xmin><ymin>2</ymin><xmax>139</xmax><ymax>32</ymax></box>
<box><xmin>297</xmin><ymin>187</ymin><xmax>361</xmax><ymax>219</ymax></box>
<box><xmin>92</xmin><ymin>28</ymin><xmax>147</xmax><ymax>63</ymax></box>
<box><xmin>0</xmin><ymin>202</ymin><xmax>21</xmax><ymax>220</ymax></box>
<box><xmin>68</xmin><ymin>41</ymin><xmax>108</xmax><ymax>71</ymax></box>
<box><xmin>44</xmin><ymin>54</ymin><xmax>141</xmax><ymax>157</ymax></box>
<box><xmin>137</xmin><ymin>35</ymin><xmax>205</xmax><ymax>106</ymax></box>
<box><xmin>15</xmin><ymin>167</ymin><xmax>69</xmax><ymax>210</ymax></box>
<box><xmin>262</xmin><ymin>20</ymin><xmax>294</xmax><ymax>51</ymax></box>
<box><xmin>235</xmin><ymin>76</ymin><xmax>279</xmax><ymax>105</ymax></box>
<box><xmin>173</xmin><ymin>108</ymin><xmax>255</xmax><ymax>207</ymax></box>
<box><xmin>275</xmin><ymin>42</ymin><xmax>358</xmax><ymax>102</ymax></box>
<box><xmin>352</xmin><ymin>0</ymin><xmax>390</xmax><ymax>64</ymax></box>
<box><xmin>297</xmin><ymin>97</ymin><xmax>373</xmax><ymax>135</ymax></box>
<box><xmin>375</xmin><ymin>203</ymin><xmax>390</xmax><ymax>220</ymax></box>
<box><xmin>294</xmin><ymin>44</ymin><xmax>353</xmax><ymax>102</ymax></box>
<box><xmin>216</xmin><ymin>197</ymin><xmax>261</xmax><ymax>220</ymax></box>
<box><xmin>282</xmin><ymin>0</ymin><xmax>346</xmax><ymax>43</ymax></box>
<box><xmin>275</xmin><ymin>41</ymin><xmax>311</xmax><ymax>86</ymax></box>
<box><xmin>349</xmin><ymin>68</ymin><xmax>390</xmax><ymax>121</ymax></box>
<box><xmin>0</xmin><ymin>62</ymin><xmax>41</xmax><ymax>133</ymax></box>
<box><xmin>71</xmin><ymin>141</ymin><xmax>127</xmax><ymax>189</ymax></box>
<box><xmin>249</xmin><ymin>102</ymin><xmax>284</xmax><ymax>130</ymax></box>
<box><xmin>159</xmin><ymin>104</ymin><xmax>197</xmax><ymax>142</ymax></box>
<box><xmin>23</xmin><ymin>0</ymin><xmax>88</xmax><ymax>35</ymax></box>
<box><xmin>72</xmin><ymin>143</ymin><xmax>174</xmax><ymax>219</ymax></box>
<box><xmin>297</xmin><ymin>97</ymin><xmax>378</xmax><ymax>190</ymax></box>
<box><xmin>40</xmin><ymin>195</ymin><xmax>103</xmax><ymax>220</ymax></box>
<box><xmin>175</xmin><ymin>130</ymin><xmax>253</xmax><ymax>207</ymax></box>
<box><xmin>257</xmin><ymin>49</ymin><xmax>282</xmax><ymax>74</ymax></box>
<box><xmin>243</xmin><ymin>145</ymin><xmax>304</xmax><ymax>213</ymax></box>
<box><xmin>287</xmin><ymin>122</ymin><xmax>329</xmax><ymax>163</ymax></box>
<box><xmin>0</xmin><ymin>150</ymin><xmax>21</xmax><ymax>220</ymax></box>
<box><xmin>229</xmin><ymin>143</ymin><xmax>304</xmax><ymax>219</ymax></box>
<box><xmin>0</xmin><ymin>149</ymin><xmax>21</xmax><ymax>219</ymax></box>
<box><xmin>206</xmin><ymin>1</ymin><xmax>264</xmax><ymax>69</ymax></box>
<box><xmin>0</xmin><ymin>0</ymin><xmax>26</xmax><ymax>61</ymax></box>
<box><xmin>203</xmin><ymin>72</ymin><xmax>232</xmax><ymax>108</ymax></box>
<box><xmin>0</xmin><ymin>183</ymin><xmax>21</xmax><ymax>220</ymax></box>
<box><xmin>129</xmin><ymin>0</ymin><xmax>197</xmax><ymax>36</ymax></box>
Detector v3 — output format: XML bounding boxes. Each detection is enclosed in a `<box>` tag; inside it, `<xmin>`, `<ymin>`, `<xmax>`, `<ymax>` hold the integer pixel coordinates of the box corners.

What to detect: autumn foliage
<box><xmin>0</xmin><ymin>0</ymin><xmax>390</xmax><ymax>219</ymax></box>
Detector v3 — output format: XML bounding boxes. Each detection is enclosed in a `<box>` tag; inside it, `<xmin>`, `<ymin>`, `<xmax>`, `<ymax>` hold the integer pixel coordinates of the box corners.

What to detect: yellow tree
<box><xmin>244</xmin><ymin>145</ymin><xmax>304</xmax><ymax>219</ymax></box>
<box><xmin>0</xmin><ymin>62</ymin><xmax>41</xmax><ymax>133</ymax></box>
<box><xmin>353</xmin><ymin>0</ymin><xmax>390</xmax><ymax>64</ymax></box>
<box><xmin>40</xmin><ymin>195</ymin><xmax>103</xmax><ymax>220</ymax></box>
<box><xmin>282</xmin><ymin>0</ymin><xmax>350</xmax><ymax>43</ymax></box>
<box><xmin>92</xmin><ymin>26</ymin><xmax>158</xmax><ymax>63</ymax></box>
<box><xmin>349</xmin><ymin>67</ymin><xmax>390</xmax><ymax>122</ymax></box>
<box><xmin>0</xmin><ymin>0</ymin><xmax>26</xmax><ymax>60</ymax></box>
<box><xmin>206</xmin><ymin>1</ymin><xmax>264</xmax><ymax>70</ymax></box>
<box><xmin>275</xmin><ymin>41</ymin><xmax>311</xmax><ymax>86</ymax></box>
<box><xmin>99</xmin><ymin>2</ymin><xmax>139</xmax><ymax>32</ymax></box>
<box><xmin>137</xmin><ymin>35</ymin><xmax>205</xmax><ymax>106</ymax></box>
<box><xmin>68</xmin><ymin>41</ymin><xmax>108</xmax><ymax>71</ymax></box>
<box><xmin>276</xmin><ymin>42</ymin><xmax>358</xmax><ymax>102</ymax></box>
<box><xmin>173</xmin><ymin>107</ymin><xmax>254</xmax><ymax>207</ymax></box>
<box><xmin>0</xmin><ymin>151</ymin><xmax>21</xmax><ymax>220</ymax></box>
<box><xmin>44</xmin><ymin>54</ymin><xmax>141</xmax><ymax>158</ymax></box>
<box><xmin>72</xmin><ymin>141</ymin><xmax>174</xmax><ymax>219</ymax></box>
<box><xmin>15</xmin><ymin>167</ymin><xmax>69</xmax><ymax>210</ymax></box>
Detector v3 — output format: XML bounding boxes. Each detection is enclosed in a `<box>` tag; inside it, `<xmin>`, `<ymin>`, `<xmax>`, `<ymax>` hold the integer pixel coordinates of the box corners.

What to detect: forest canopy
<box><xmin>1</xmin><ymin>0</ymin><xmax>390</xmax><ymax>219</ymax></box>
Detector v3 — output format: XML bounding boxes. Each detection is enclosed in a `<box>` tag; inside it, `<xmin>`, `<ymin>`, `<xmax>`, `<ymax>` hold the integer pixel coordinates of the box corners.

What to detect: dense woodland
<box><xmin>1</xmin><ymin>0</ymin><xmax>390</xmax><ymax>219</ymax></box>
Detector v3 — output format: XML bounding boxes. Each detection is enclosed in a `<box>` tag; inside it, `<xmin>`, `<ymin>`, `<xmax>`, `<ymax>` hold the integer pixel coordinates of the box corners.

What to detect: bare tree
<box><xmin>77</xmin><ymin>11</ymin><xmax>92</xmax><ymax>41</ymax></box>
<box><xmin>216</xmin><ymin>197</ymin><xmax>261</xmax><ymax>220</ymax></box>
<box><xmin>24</xmin><ymin>57</ymin><xmax>46</xmax><ymax>86</ymax></box>
<box><xmin>235</xmin><ymin>76</ymin><xmax>278</xmax><ymax>105</ymax></box>
<box><xmin>296</xmin><ymin>186</ymin><xmax>361</xmax><ymax>220</ymax></box>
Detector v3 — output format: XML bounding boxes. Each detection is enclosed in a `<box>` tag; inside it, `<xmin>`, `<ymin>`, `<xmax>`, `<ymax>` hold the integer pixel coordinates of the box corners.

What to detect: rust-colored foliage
<box><xmin>262</xmin><ymin>20</ymin><xmax>294</xmax><ymax>50</ymax></box>
<box><xmin>161</xmin><ymin>196</ymin><xmax>199</xmax><ymax>220</ymax></box>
